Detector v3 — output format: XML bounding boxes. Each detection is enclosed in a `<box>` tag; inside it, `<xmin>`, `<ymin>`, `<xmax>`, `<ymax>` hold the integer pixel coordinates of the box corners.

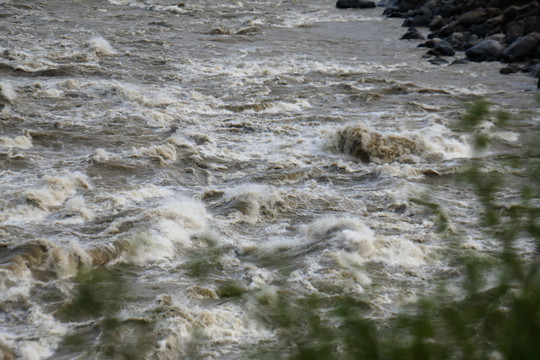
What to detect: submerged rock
<box><xmin>427</xmin><ymin>40</ymin><xmax>455</xmax><ymax>56</ymax></box>
<box><xmin>401</xmin><ymin>27</ymin><xmax>425</xmax><ymax>40</ymax></box>
<box><xmin>429</xmin><ymin>57</ymin><xmax>449</xmax><ymax>65</ymax></box>
<box><xmin>336</xmin><ymin>0</ymin><xmax>376</xmax><ymax>9</ymax></box>
<box><xmin>499</xmin><ymin>63</ymin><xmax>523</xmax><ymax>74</ymax></box>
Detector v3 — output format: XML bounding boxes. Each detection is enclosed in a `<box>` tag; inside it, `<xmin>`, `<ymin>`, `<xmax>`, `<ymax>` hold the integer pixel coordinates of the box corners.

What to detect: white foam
<box><xmin>419</xmin><ymin>123</ymin><xmax>472</xmax><ymax>160</ymax></box>
<box><xmin>295</xmin><ymin>216</ymin><xmax>425</xmax><ymax>294</ymax></box>
<box><xmin>221</xmin><ymin>184</ymin><xmax>291</xmax><ymax>224</ymax></box>
<box><xmin>491</xmin><ymin>131</ymin><xmax>519</xmax><ymax>142</ymax></box>
<box><xmin>0</xmin><ymin>82</ymin><xmax>17</xmax><ymax>101</ymax></box>
<box><xmin>134</xmin><ymin>143</ymin><xmax>177</xmax><ymax>163</ymax></box>
<box><xmin>152</xmin><ymin>297</ymin><xmax>272</xmax><ymax>359</ymax></box>
<box><xmin>376</xmin><ymin>163</ymin><xmax>424</xmax><ymax>178</ymax></box>
<box><xmin>64</xmin><ymin>195</ymin><xmax>93</xmax><ymax>221</ymax></box>
<box><xmin>24</xmin><ymin>172</ymin><xmax>92</xmax><ymax>211</ymax></box>
<box><xmin>88</xmin><ymin>36</ymin><xmax>116</xmax><ymax>56</ymax></box>
<box><xmin>91</xmin><ymin>148</ymin><xmax>114</xmax><ymax>163</ymax></box>
<box><xmin>262</xmin><ymin>100</ymin><xmax>311</xmax><ymax>114</ymax></box>
<box><xmin>114</xmin><ymin>197</ymin><xmax>213</xmax><ymax>265</ymax></box>
<box><xmin>474</xmin><ymin>121</ymin><xmax>520</xmax><ymax>143</ymax></box>
<box><xmin>118</xmin><ymin>185</ymin><xmax>175</xmax><ymax>203</ymax></box>
<box><xmin>0</xmin><ymin>134</ymin><xmax>32</xmax><ymax>149</ymax></box>
<box><xmin>303</xmin><ymin>216</ymin><xmax>374</xmax><ymax>244</ymax></box>
<box><xmin>19</xmin><ymin>341</ymin><xmax>52</xmax><ymax>360</ymax></box>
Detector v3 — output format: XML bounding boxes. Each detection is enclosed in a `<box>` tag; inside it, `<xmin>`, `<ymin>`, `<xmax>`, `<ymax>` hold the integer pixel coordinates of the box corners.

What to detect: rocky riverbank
<box><xmin>338</xmin><ymin>0</ymin><xmax>540</xmax><ymax>87</ymax></box>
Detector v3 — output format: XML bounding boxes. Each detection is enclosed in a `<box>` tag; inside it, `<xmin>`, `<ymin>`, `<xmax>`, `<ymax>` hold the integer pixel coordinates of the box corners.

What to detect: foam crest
<box><xmin>296</xmin><ymin>216</ymin><xmax>425</xmax><ymax>294</ymax></box>
<box><xmin>0</xmin><ymin>82</ymin><xmax>17</xmax><ymax>102</ymax></box>
<box><xmin>0</xmin><ymin>49</ymin><xmax>59</xmax><ymax>73</ymax></box>
<box><xmin>136</xmin><ymin>143</ymin><xmax>178</xmax><ymax>163</ymax></box>
<box><xmin>0</xmin><ymin>240</ymin><xmax>92</xmax><ymax>301</ymax></box>
<box><xmin>88</xmin><ymin>36</ymin><xmax>116</xmax><ymax>56</ymax></box>
<box><xmin>0</xmin><ymin>243</ymin><xmax>47</xmax><ymax>292</ymax></box>
<box><xmin>475</xmin><ymin>120</ymin><xmax>520</xmax><ymax>144</ymax></box>
<box><xmin>91</xmin><ymin>148</ymin><xmax>114</xmax><ymax>163</ymax></box>
<box><xmin>107</xmin><ymin>197</ymin><xmax>213</xmax><ymax>265</ymax></box>
<box><xmin>333</xmin><ymin>124</ymin><xmax>428</xmax><ymax>164</ymax></box>
<box><xmin>118</xmin><ymin>185</ymin><xmax>175</xmax><ymax>203</ymax></box>
<box><xmin>304</xmin><ymin>217</ymin><xmax>378</xmax><ymax>266</ymax></box>
<box><xmin>63</xmin><ymin>195</ymin><xmax>94</xmax><ymax>221</ymax></box>
<box><xmin>216</xmin><ymin>184</ymin><xmax>293</xmax><ymax>224</ymax></box>
<box><xmin>24</xmin><ymin>172</ymin><xmax>92</xmax><ymax>211</ymax></box>
<box><xmin>262</xmin><ymin>100</ymin><xmax>311</xmax><ymax>114</ymax></box>
<box><xmin>332</xmin><ymin>123</ymin><xmax>471</xmax><ymax>164</ymax></box>
<box><xmin>152</xmin><ymin>297</ymin><xmax>272</xmax><ymax>359</ymax></box>
<box><xmin>0</xmin><ymin>134</ymin><xmax>32</xmax><ymax>149</ymax></box>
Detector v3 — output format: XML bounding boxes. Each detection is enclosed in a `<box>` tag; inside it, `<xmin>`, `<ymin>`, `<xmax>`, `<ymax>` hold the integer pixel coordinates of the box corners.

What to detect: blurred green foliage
<box><xmin>249</xmin><ymin>98</ymin><xmax>540</xmax><ymax>360</ymax></box>
<box><xmin>57</xmin><ymin>267</ymin><xmax>156</xmax><ymax>360</ymax></box>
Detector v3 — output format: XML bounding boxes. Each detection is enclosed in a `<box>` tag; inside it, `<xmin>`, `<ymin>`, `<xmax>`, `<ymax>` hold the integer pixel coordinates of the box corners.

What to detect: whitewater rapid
<box><xmin>0</xmin><ymin>0</ymin><xmax>538</xmax><ymax>359</ymax></box>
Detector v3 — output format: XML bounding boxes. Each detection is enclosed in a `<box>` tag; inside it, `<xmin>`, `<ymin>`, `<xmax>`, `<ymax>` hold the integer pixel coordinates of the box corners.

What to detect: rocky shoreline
<box><xmin>337</xmin><ymin>0</ymin><xmax>540</xmax><ymax>88</ymax></box>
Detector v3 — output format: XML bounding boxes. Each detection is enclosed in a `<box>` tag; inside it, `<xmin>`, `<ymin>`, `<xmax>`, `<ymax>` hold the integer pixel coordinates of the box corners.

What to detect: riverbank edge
<box><xmin>338</xmin><ymin>0</ymin><xmax>540</xmax><ymax>88</ymax></box>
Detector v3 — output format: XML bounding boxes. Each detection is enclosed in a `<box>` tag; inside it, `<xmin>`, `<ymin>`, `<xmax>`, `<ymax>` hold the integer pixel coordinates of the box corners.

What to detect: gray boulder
<box><xmin>465</xmin><ymin>39</ymin><xmax>505</xmax><ymax>62</ymax></box>
<box><xmin>502</xmin><ymin>34</ymin><xmax>538</xmax><ymax>62</ymax></box>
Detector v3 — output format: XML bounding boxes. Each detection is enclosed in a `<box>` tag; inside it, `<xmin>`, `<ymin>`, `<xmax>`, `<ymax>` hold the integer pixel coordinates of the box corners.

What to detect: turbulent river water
<box><xmin>0</xmin><ymin>0</ymin><xmax>539</xmax><ymax>359</ymax></box>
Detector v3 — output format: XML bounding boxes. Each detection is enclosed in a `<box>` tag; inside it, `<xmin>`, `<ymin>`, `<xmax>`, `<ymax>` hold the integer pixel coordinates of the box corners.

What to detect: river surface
<box><xmin>0</xmin><ymin>0</ymin><xmax>539</xmax><ymax>359</ymax></box>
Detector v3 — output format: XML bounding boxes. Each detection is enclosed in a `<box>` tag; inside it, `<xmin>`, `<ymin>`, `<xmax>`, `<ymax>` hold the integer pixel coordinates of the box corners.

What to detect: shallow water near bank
<box><xmin>0</xmin><ymin>0</ymin><xmax>538</xmax><ymax>358</ymax></box>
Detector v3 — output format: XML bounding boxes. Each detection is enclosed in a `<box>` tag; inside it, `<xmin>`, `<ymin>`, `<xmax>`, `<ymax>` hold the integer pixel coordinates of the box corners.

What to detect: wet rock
<box><xmin>448</xmin><ymin>32</ymin><xmax>466</xmax><ymax>50</ymax></box>
<box><xmin>488</xmin><ymin>33</ymin><xmax>506</xmax><ymax>44</ymax></box>
<box><xmin>384</xmin><ymin>6</ymin><xmax>407</xmax><ymax>18</ymax></box>
<box><xmin>488</xmin><ymin>0</ymin><xmax>517</xmax><ymax>10</ymax></box>
<box><xmin>505</xmin><ymin>22</ymin><xmax>524</xmax><ymax>44</ymax></box>
<box><xmin>463</xmin><ymin>34</ymin><xmax>481</xmax><ymax>50</ymax></box>
<box><xmin>459</xmin><ymin>8</ymin><xmax>489</xmax><ymax>28</ymax></box>
<box><xmin>532</xmin><ymin>61</ymin><xmax>540</xmax><ymax>76</ymax></box>
<box><xmin>427</xmin><ymin>40</ymin><xmax>455</xmax><ymax>56</ymax></box>
<box><xmin>336</xmin><ymin>0</ymin><xmax>376</xmax><ymax>9</ymax></box>
<box><xmin>502</xmin><ymin>34</ymin><xmax>538</xmax><ymax>62</ymax></box>
<box><xmin>522</xmin><ymin>61</ymin><xmax>540</xmax><ymax>74</ymax></box>
<box><xmin>403</xmin><ymin>14</ymin><xmax>431</xmax><ymax>27</ymax></box>
<box><xmin>434</xmin><ymin>2</ymin><xmax>463</xmax><ymax>18</ymax></box>
<box><xmin>486</xmin><ymin>13</ymin><xmax>504</xmax><ymax>29</ymax></box>
<box><xmin>379</xmin><ymin>0</ymin><xmax>540</xmax><ymax>81</ymax></box>
<box><xmin>429</xmin><ymin>15</ymin><xmax>445</xmax><ymax>30</ymax></box>
<box><xmin>524</xmin><ymin>16</ymin><xmax>540</xmax><ymax>34</ymax></box>
<box><xmin>429</xmin><ymin>57</ymin><xmax>449</xmax><ymax>65</ymax></box>
<box><xmin>401</xmin><ymin>27</ymin><xmax>425</xmax><ymax>40</ymax></box>
<box><xmin>486</xmin><ymin>7</ymin><xmax>504</xmax><ymax>18</ymax></box>
<box><xmin>500</xmin><ymin>63</ymin><xmax>523</xmax><ymax>74</ymax></box>
<box><xmin>502</xmin><ymin>5</ymin><xmax>520</xmax><ymax>22</ymax></box>
<box><xmin>450</xmin><ymin>58</ymin><xmax>469</xmax><ymax>65</ymax></box>
<box><xmin>421</xmin><ymin>38</ymin><xmax>439</xmax><ymax>48</ymax></box>
<box><xmin>518</xmin><ymin>1</ymin><xmax>540</xmax><ymax>18</ymax></box>
<box><xmin>465</xmin><ymin>39</ymin><xmax>505</xmax><ymax>61</ymax></box>
<box><xmin>468</xmin><ymin>23</ymin><xmax>497</xmax><ymax>38</ymax></box>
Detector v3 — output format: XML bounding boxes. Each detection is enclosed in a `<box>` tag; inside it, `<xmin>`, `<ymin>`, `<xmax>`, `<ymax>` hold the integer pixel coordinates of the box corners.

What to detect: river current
<box><xmin>0</xmin><ymin>0</ymin><xmax>539</xmax><ymax>359</ymax></box>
